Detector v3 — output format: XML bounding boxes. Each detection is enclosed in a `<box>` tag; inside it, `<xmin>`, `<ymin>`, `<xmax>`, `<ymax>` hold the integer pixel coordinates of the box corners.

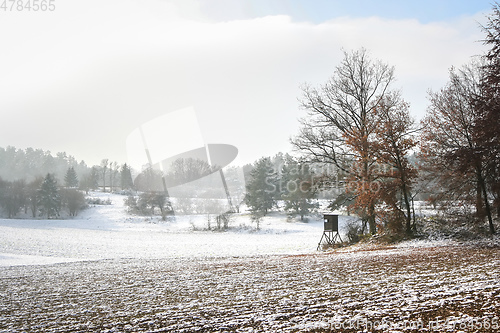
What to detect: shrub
<box><xmin>86</xmin><ymin>197</ymin><xmax>112</xmax><ymax>205</ymax></box>
<box><xmin>61</xmin><ymin>188</ymin><xmax>87</xmax><ymax>217</ymax></box>
<box><xmin>346</xmin><ymin>219</ymin><xmax>363</xmax><ymax>243</ymax></box>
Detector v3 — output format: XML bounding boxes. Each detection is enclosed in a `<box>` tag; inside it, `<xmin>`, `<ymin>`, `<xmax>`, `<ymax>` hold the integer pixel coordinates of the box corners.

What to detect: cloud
<box><xmin>0</xmin><ymin>0</ymin><xmax>488</xmax><ymax>166</ymax></box>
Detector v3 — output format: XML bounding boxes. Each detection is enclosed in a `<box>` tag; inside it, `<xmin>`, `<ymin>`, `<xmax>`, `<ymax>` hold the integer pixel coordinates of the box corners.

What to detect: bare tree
<box><xmin>26</xmin><ymin>177</ymin><xmax>43</xmax><ymax>217</ymax></box>
<box><xmin>477</xmin><ymin>2</ymin><xmax>500</xmax><ymax>225</ymax></box>
<box><xmin>0</xmin><ymin>179</ymin><xmax>26</xmax><ymax>218</ymax></box>
<box><xmin>373</xmin><ymin>93</ymin><xmax>419</xmax><ymax>234</ymax></box>
<box><xmin>292</xmin><ymin>48</ymin><xmax>395</xmax><ymax>234</ymax></box>
<box><xmin>420</xmin><ymin>60</ymin><xmax>494</xmax><ymax>233</ymax></box>
<box><xmin>100</xmin><ymin>159</ymin><xmax>108</xmax><ymax>192</ymax></box>
<box><xmin>109</xmin><ymin>161</ymin><xmax>118</xmax><ymax>193</ymax></box>
<box><xmin>165</xmin><ymin>158</ymin><xmax>213</xmax><ymax>187</ymax></box>
<box><xmin>134</xmin><ymin>166</ymin><xmax>164</xmax><ymax>192</ymax></box>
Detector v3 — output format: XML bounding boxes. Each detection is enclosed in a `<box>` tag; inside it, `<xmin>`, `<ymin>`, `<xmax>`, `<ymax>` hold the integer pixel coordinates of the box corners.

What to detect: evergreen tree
<box><xmin>120</xmin><ymin>163</ymin><xmax>134</xmax><ymax>190</ymax></box>
<box><xmin>245</xmin><ymin>157</ymin><xmax>277</xmax><ymax>216</ymax></box>
<box><xmin>64</xmin><ymin>166</ymin><xmax>79</xmax><ymax>188</ymax></box>
<box><xmin>281</xmin><ymin>158</ymin><xmax>318</xmax><ymax>221</ymax></box>
<box><xmin>38</xmin><ymin>173</ymin><xmax>60</xmax><ymax>219</ymax></box>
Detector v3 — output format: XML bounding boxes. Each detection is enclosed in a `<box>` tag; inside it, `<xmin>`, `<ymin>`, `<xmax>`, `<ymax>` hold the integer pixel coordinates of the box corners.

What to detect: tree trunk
<box><xmin>402</xmin><ymin>187</ymin><xmax>412</xmax><ymax>235</ymax></box>
<box><xmin>411</xmin><ymin>196</ymin><xmax>417</xmax><ymax>231</ymax></box>
<box><xmin>360</xmin><ymin>217</ymin><xmax>367</xmax><ymax>234</ymax></box>
<box><xmin>478</xmin><ymin>172</ymin><xmax>494</xmax><ymax>234</ymax></box>
<box><xmin>496</xmin><ymin>189</ymin><xmax>500</xmax><ymax>218</ymax></box>
<box><xmin>399</xmin><ymin>166</ymin><xmax>413</xmax><ymax>235</ymax></box>
<box><xmin>368</xmin><ymin>203</ymin><xmax>377</xmax><ymax>235</ymax></box>
<box><xmin>476</xmin><ymin>181</ymin><xmax>485</xmax><ymax>219</ymax></box>
<box><xmin>476</xmin><ymin>164</ymin><xmax>494</xmax><ymax>234</ymax></box>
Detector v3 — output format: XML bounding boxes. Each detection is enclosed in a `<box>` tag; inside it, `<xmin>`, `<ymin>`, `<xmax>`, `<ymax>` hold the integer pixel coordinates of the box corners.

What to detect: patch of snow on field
<box><xmin>0</xmin><ymin>253</ymin><xmax>82</xmax><ymax>266</ymax></box>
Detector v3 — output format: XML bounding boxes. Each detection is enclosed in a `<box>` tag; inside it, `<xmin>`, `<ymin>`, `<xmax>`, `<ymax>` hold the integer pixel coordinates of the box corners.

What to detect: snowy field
<box><xmin>0</xmin><ymin>193</ymin><xmax>355</xmax><ymax>266</ymax></box>
<box><xmin>1</xmin><ymin>193</ymin><xmax>499</xmax><ymax>332</ymax></box>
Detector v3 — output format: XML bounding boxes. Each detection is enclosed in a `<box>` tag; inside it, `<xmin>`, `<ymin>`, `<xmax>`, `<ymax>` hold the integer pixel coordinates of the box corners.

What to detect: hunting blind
<box><xmin>317</xmin><ymin>214</ymin><xmax>342</xmax><ymax>250</ymax></box>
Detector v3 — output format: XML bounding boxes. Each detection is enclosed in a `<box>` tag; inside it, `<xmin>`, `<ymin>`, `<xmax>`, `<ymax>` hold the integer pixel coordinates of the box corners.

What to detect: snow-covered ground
<box><xmin>0</xmin><ymin>193</ymin><xmax>356</xmax><ymax>267</ymax></box>
<box><xmin>1</xmin><ymin>238</ymin><xmax>499</xmax><ymax>332</ymax></box>
<box><xmin>1</xmin><ymin>193</ymin><xmax>499</xmax><ymax>332</ymax></box>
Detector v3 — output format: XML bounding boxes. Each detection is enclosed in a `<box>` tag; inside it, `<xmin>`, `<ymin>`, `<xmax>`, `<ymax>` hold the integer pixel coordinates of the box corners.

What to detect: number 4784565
<box><xmin>1</xmin><ymin>0</ymin><xmax>56</xmax><ymax>11</ymax></box>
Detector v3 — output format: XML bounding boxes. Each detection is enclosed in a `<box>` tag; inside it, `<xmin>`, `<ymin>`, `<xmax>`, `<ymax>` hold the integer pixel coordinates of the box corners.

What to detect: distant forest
<box><xmin>0</xmin><ymin>146</ymin><xmax>140</xmax><ymax>219</ymax></box>
<box><xmin>0</xmin><ymin>146</ymin><xmax>89</xmax><ymax>182</ymax></box>
<box><xmin>0</xmin><ymin>145</ymin><xmax>140</xmax><ymax>193</ymax></box>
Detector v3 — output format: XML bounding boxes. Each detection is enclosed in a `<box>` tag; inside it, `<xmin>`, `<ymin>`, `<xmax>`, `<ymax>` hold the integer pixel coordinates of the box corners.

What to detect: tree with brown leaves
<box><xmin>477</xmin><ymin>1</ymin><xmax>500</xmax><ymax>228</ymax></box>
<box><xmin>373</xmin><ymin>93</ymin><xmax>418</xmax><ymax>235</ymax></box>
<box><xmin>292</xmin><ymin>48</ymin><xmax>396</xmax><ymax>235</ymax></box>
<box><xmin>421</xmin><ymin>60</ymin><xmax>494</xmax><ymax>234</ymax></box>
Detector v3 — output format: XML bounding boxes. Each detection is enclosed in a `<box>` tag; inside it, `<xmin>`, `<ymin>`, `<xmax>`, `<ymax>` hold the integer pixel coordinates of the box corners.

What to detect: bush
<box><xmin>346</xmin><ymin>219</ymin><xmax>363</xmax><ymax>243</ymax></box>
<box><xmin>60</xmin><ymin>188</ymin><xmax>87</xmax><ymax>217</ymax></box>
<box><xmin>86</xmin><ymin>197</ymin><xmax>112</xmax><ymax>205</ymax></box>
<box><xmin>215</xmin><ymin>212</ymin><xmax>232</xmax><ymax>230</ymax></box>
<box><xmin>124</xmin><ymin>195</ymin><xmax>138</xmax><ymax>213</ymax></box>
<box><xmin>125</xmin><ymin>192</ymin><xmax>173</xmax><ymax>220</ymax></box>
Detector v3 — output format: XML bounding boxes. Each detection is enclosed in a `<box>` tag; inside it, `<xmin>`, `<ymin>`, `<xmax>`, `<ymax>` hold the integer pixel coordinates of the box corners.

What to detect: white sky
<box><xmin>0</xmin><ymin>0</ymin><xmax>493</xmax><ymax>168</ymax></box>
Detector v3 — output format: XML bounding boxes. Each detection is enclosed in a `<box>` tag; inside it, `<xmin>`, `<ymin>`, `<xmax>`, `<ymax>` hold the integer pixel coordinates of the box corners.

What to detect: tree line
<box><xmin>0</xmin><ymin>172</ymin><xmax>86</xmax><ymax>218</ymax></box>
<box><xmin>0</xmin><ymin>147</ymin><xmax>136</xmax><ymax>193</ymax></box>
<box><xmin>0</xmin><ymin>147</ymin><xmax>137</xmax><ymax>218</ymax></box>
<box><xmin>0</xmin><ymin>145</ymin><xmax>246</xmax><ymax>220</ymax></box>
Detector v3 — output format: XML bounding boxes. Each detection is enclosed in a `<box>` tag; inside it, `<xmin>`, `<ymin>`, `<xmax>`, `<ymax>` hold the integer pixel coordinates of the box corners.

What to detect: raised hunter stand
<box><xmin>317</xmin><ymin>214</ymin><xmax>343</xmax><ymax>250</ymax></box>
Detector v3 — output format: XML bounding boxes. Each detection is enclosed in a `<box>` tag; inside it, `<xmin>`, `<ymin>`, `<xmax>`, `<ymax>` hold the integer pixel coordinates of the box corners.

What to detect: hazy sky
<box><xmin>0</xmin><ymin>0</ymin><xmax>494</xmax><ymax>168</ymax></box>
